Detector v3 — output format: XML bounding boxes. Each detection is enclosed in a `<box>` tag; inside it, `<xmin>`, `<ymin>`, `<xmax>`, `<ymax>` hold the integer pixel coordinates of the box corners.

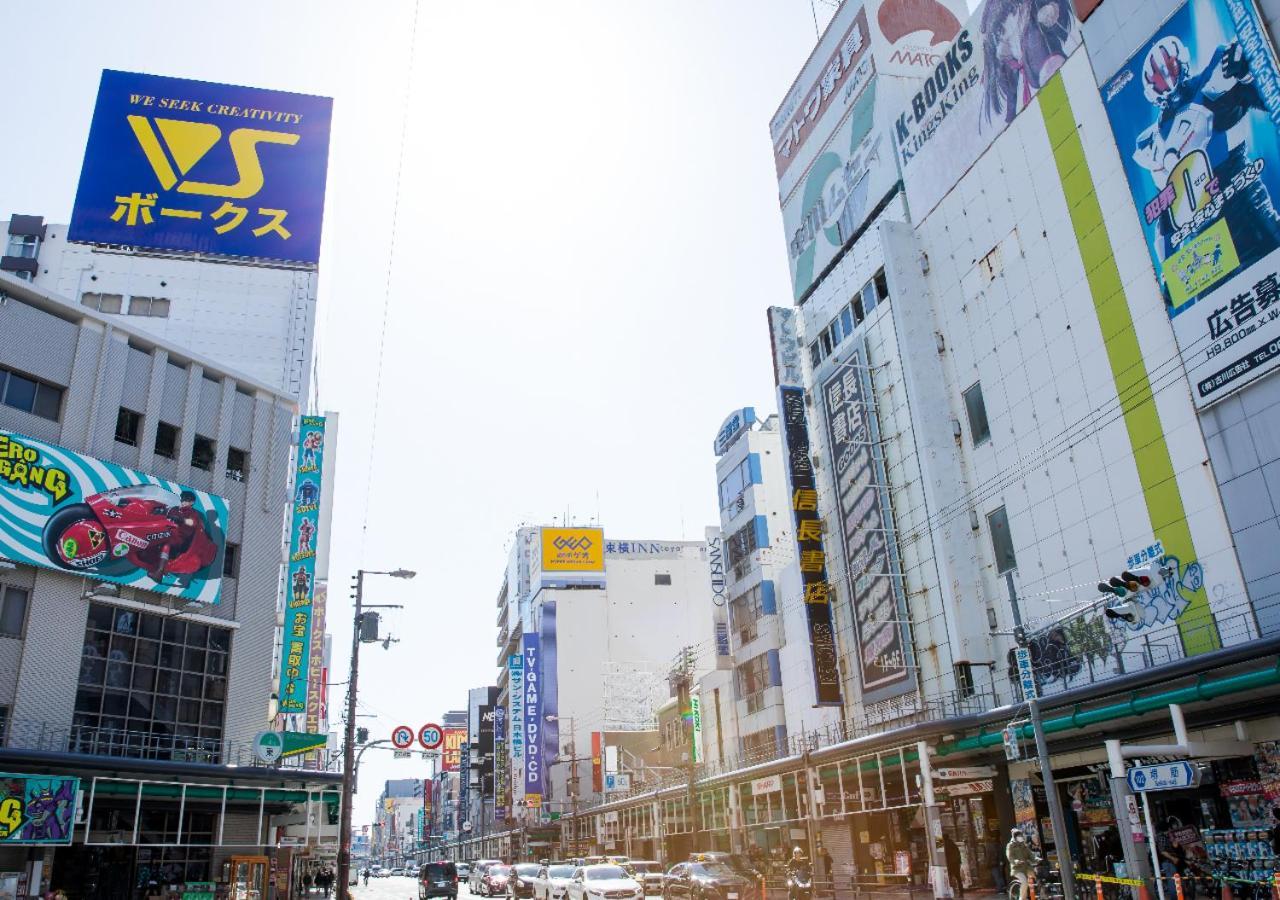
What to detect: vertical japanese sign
<box><xmin>821</xmin><ymin>346</ymin><xmax>916</xmax><ymax>701</ymax></box>
<box><xmin>458</xmin><ymin>742</ymin><xmax>471</xmax><ymax>829</ymax></box>
<box><xmin>705</xmin><ymin>527</ymin><xmax>731</xmax><ymax>659</ymax></box>
<box><xmin>778</xmin><ymin>387</ymin><xmax>845</xmax><ymax>705</ymax></box>
<box><xmin>540</xmin><ymin>604</ymin><xmax>560</xmax><ymax>777</ymax></box>
<box><xmin>0</xmin><ymin>775</ymin><xmax>78</xmax><ymax>844</ymax></box>
<box><xmin>494</xmin><ymin>706</ymin><xmax>507</xmax><ymax>820</ymax></box>
<box><xmin>69</xmin><ymin>70</ymin><xmax>332</xmax><ymax>263</ymax></box>
<box><xmin>522</xmin><ymin>633</ymin><xmax>543</xmax><ymax>808</ymax></box>
<box><xmin>509</xmin><ymin>654</ymin><xmax>525</xmax><ymax>763</ymax></box>
<box><xmin>689</xmin><ymin>696</ymin><xmax>704</xmax><ymax>764</ymax></box>
<box><xmin>591</xmin><ymin>732</ymin><xmax>603</xmax><ymax>793</ymax></box>
<box><xmin>305</xmin><ymin>581</ymin><xmax>328</xmax><ymax>735</ymax></box>
<box><xmin>279</xmin><ymin>415</ymin><xmax>326</xmax><ymax>716</ymax></box>
<box><xmin>1099</xmin><ymin>0</ymin><xmax>1280</xmax><ymax>407</ymax></box>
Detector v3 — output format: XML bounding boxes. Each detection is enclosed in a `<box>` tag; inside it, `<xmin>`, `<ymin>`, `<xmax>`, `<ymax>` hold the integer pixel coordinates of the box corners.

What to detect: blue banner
<box><xmin>69</xmin><ymin>70</ymin><xmax>332</xmax><ymax>264</ymax></box>
<box><xmin>509</xmin><ymin>654</ymin><xmax>524</xmax><ymax>763</ymax></box>
<box><xmin>522</xmin><ymin>633</ymin><xmax>542</xmax><ymax>807</ymax></box>
<box><xmin>0</xmin><ymin>430</ymin><xmax>228</xmax><ymax>603</ymax></box>
<box><xmin>278</xmin><ymin>415</ymin><xmax>326</xmax><ymax>716</ymax></box>
<box><xmin>1100</xmin><ymin>0</ymin><xmax>1280</xmax><ymax>406</ymax></box>
<box><xmin>540</xmin><ymin>604</ymin><xmax>559</xmax><ymax>777</ymax></box>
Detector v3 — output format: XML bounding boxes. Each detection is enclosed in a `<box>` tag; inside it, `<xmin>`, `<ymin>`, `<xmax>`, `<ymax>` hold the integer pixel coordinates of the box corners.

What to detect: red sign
<box><xmin>391</xmin><ymin>725</ymin><xmax>414</xmax><ymax>749</ymax></box>
<box><xmin>592</xmin><ymin>732</ymin><xmax>603</xmax><ymax>793</ymax></box>
<box><xmin>419</xmin><ymin>723</ymin><xmax>444</xmax><ymax>750</ymax></box>
<box><xmin>1219</xmin><ymin>779</ymin><xmax>1264</xmax><ymax>797</ymax></box>
<box><xmin>441</xmin><ymin>727</ymin><xmax>467</xmax><ymax>772</ymax></box>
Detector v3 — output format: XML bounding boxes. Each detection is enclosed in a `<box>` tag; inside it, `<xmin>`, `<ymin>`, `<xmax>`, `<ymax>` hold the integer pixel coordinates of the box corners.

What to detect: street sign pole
<box><xmin>1140</xmin><ymin>788</ymin><xmax>1166</xmax><ymax>900</ymax></box>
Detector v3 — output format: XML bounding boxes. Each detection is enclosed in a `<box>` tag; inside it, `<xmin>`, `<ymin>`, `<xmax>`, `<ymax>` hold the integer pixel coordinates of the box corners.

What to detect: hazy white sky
<box><xmin>3</xmin><ymin>0</ymin><xmax>844</xmax><ymax>826</ymax></box>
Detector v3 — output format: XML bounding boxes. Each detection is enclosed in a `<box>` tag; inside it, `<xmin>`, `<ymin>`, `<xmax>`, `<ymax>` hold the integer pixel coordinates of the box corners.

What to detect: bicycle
<box><xmin>1008</xmin><ymin>858</ymin><xmax>1065</xmax><ymax>900</ymax></box>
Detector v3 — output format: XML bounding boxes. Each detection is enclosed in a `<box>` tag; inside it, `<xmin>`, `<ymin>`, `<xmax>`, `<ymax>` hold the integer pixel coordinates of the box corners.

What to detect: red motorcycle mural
<box><xmin>41</xmin><ymin>485</ymin><xmax>220</xmax><ymax>585</ymax></box>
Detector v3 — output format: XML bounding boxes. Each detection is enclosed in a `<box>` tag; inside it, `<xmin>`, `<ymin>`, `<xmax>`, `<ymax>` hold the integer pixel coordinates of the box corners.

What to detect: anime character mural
<box><xmin>981</xmin><ymin>0</ymin><xmax>1074</xmax><ymax>125</ymax></box>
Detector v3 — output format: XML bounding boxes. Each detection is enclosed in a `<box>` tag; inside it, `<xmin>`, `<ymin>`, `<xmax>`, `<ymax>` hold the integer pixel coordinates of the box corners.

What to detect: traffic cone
<box><xmin>1136</xmin><ymin>878</ymin><xmax>1153</xmax><ymax>900</ymax></box>
<box><xmin>1095</xmin><ymin>877</ymin><xmax>1105</xmax><ymax>900</ymax></box>
<box><xmin>1221</xmin><ymin>878</ymin><xmax>1233</xmax><ymax>900</ymax></box>
<box><xmin>1174</xmin><ymin>874</ymin><xmax>1185</xmax><ymax>900</ymax></box>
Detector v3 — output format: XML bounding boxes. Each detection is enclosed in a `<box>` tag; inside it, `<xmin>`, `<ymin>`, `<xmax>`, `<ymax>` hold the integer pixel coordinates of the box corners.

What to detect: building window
<box><xmin>987</xmin><ymin>506</ymin><xmax>1017</xmax><ymax>574</ymax></box>
<box><xmin>741</xmin><ymin>728</ymin><xmax>778</xmax><ymax>758</ymax></box>
<box><xmin>73</xmin><ymin>603</ymin><xmax>229</xmax><ymax>761</ymax></box>
<box><xmin>154</xmin><ymin>422</ymin><xmax>179</xmax><ymax>459</ymax></box>
<box><xmin>0</xmin><ymin>705</ymin><xmax>8</xmax><ymax>745</ymax></box>
<box><xmin>128</xmin><ymin>296</ymin><xmax>170</xmax><ymax>318</ymax></box>
<box><xmin>223</xmin><ymin>543</ymin><xmax>239</xmax><ymax>579</ymax></box>
<box><xmin>115</xmin><ymin>408</ymin><xmax>141</xmax><ymax>446</ymax></box>
<box><xmin>962</xmin><ymin>382</ymin><xmax>991</xmax><ymax>446</ymax></box>
<box><xmin>226</xmin><ymin>447</ymin><xmax>248</xmax><ymax>482</ymax></box>
<box><xmin>654</xmin><ymin>573</ymin><xmax>672</xmax><ymax>586</ymax></box>
<box><xmin>717</xmin><ymin>456</ymin><xmax>753</xmax><ymax>511</ymax></box>
<box><xmin>81</xmin><ymin>292</ymin><xmax>123</xmax><ymax>314</ymax></box>
<box><xmin>724</xmin><ymin>520</ymin><xmax>760</xmax><ymax>573</ymax></box>
<box><xmin>0</xmin><ymin>586</ymin><xmax>28</xmax><ymax>638</ymax></box>
<box><xmin>809</xmin><ymin>342</ymin><xmax>824</xmax><ymax>368</ymax></box>
<box><xmin>191</xmin><ymin>435</ymin><xmax>215</xmax><ymax>471</ymax></box>
<box><xmin>735</xmin><ymin>652</ymin><xmax>770</xmax><ymax>700</ymax></box>
<box><xmin>729</xmin><ymin>585</ymin><xmax>765</xmax><ymax>648</ymax></box>
<box><xmin>6</xmin><ymin>234</ymin><xmax>38</xmax><ymax>259</ymax></box>
<box><xmin>0</xmin><ymin>366</ymin><xmax>63</xmax><ymax>421</ymax></box>
<box><xmin>955</xmin><ymin>661</ymin><xmax>976</xmax><ymax>698</ymax></box>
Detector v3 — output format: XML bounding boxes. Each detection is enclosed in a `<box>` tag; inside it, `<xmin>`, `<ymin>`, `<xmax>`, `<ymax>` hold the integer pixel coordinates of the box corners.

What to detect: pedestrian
<box><xmin>943</xmin><ymin>834</ymin><xmax>964</xmax><ymax>899</ymax></box>
<box><xmin>1271</xmin><ymin>805</ymin><xmax>1280</xmax><ymax>856</ymax></box>
<box><xmin>816</xmin><ymin>845</ymin><xmax>834</xmax><ymax>892</ymax></box>
<box><xmin>1006</xmin><ymin>829</ymin><xmax>1035</xmax><ymax>900</ymax></box>
<box><xmin>303</xmin><ymin>871</ymin><xmax>312</xmax><ymax>895</ymax></box>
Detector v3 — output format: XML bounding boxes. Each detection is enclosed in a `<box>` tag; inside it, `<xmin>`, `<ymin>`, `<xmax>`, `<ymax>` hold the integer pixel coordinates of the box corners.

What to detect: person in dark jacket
<box><xmin>943</xmin><ymin>834</ymin><xmax>964</xmax><ymax>899</ymax></box>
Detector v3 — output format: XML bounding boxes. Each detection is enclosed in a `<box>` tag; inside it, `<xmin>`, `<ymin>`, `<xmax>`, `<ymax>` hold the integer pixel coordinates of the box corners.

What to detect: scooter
<box><xmin>787</xmin><ymin>866</ymin><xmax>813</xmax><ymax>900</ymax></box>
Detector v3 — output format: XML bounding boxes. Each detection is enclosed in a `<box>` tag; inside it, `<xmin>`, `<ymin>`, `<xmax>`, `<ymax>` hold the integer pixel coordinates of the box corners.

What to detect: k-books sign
<box><xmin>69</xmin><ymin>70</ymin><xmax>332</xmax><ymax>263</ymax></box>
<box><xmin>0</xmin><ymin>430</ymin><xmax>228</xmax><ymax>603</ymax></box>
<box><xmin>893</xmin><ymin>0</ymin><xmax>1081</xmax><ymax>221</ymax></box>
<box><xmin>1100</xmin><ymin>0</ymin><xmax>1280</xmax><ymax>408</ymax></box>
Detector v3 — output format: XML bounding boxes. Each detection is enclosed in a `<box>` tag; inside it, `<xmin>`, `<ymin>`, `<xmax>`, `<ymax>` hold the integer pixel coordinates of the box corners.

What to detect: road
<box><xmin>348</xmin><ymin>875</ymin><xmax>484</xmax><ymax>900</ymax></box>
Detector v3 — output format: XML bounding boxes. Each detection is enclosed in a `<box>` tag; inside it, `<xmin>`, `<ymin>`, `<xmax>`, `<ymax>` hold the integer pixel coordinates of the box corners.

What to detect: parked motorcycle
<box><xmin>787</xmin><ymin>866</ymin><xmax>812</xmax><ymax>900</ymax></box>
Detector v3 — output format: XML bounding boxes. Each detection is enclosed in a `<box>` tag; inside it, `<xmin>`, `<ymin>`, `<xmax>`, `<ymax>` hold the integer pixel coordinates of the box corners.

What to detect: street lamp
<box><xmin>337</xmin><ymin>567</ymin><xmax>414</xmax><ymax>900</ymax></box>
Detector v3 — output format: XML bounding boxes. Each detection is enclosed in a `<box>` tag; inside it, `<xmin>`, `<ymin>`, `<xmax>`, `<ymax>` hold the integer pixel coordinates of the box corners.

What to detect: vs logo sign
<box><xmin>127</xmin><ymin>116</ymin><xmax>299</xmax><ymax>200</ymax></box>
<box><xmin>69</xmin><ymin>69</ymin><xmax>333</xmax><ymax>264</ymax></box>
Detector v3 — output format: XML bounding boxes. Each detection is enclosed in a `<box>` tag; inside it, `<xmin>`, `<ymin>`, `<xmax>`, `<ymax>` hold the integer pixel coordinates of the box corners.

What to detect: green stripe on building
<box><xmin>1038</xmin><ymin>75</ymin><xmax>1219</xmax><ymax>655</ymax></box>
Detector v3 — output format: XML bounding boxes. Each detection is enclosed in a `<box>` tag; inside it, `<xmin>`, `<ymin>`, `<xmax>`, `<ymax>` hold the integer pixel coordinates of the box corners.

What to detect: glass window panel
<box><xmin>204</xmin><ymin>678</ymin><xmax>226</xmax><ymax>702</ymax></box>
<box><xmin>183</xmin><ymin>648</ymin><xmax>206</xmax><ymax>674</ymax></box>
<box><xmin>0</xmin><ymin>588</ymin><xmax>28</xmax><ymax>637</ymax></box>
<box><xmin>155</xmin><ymin>697</ymin><xmax>178</xmax><ymax>722</ymax></box>
<box><xmin>208</xmin><ymin>629</ymin><xmax>229</xmax><ymax>652</ymax></box>
<box><xmin>87</xmin><ymin>604</ymin><xmax>115</xmax><ymax>631</ymax></box>
<box><xmin>162</xmin><ymin>619</ymin><xmax>185</xmax><ymax>643</ymax></box>
<box><xmin>200</xmin><ymin>704</ymin><xmax>222</xmax><ymax>726</ymax></box>
<box><xmin>105</xmin><ymin>660</ymin><xmax>130</xmax><ymax>689</ymax></box>
<box><xmin>963</xmin><ymin>382</ymin><xmax>992</xmax><ymax>446</ymax></box>
<box><xmin>156</xmin><ymin>670</ymin><xmax>180</xmax><ymax>695</ymax></box>
<box><xmin>75</xmin><ymin>690</ymin><xmax>102</xmax><ymax>714</ymax></box>
<box><xmin>135</xmin><ymin>640</ymin><xmax>159</xmax><ymax>665</ymax></box>
<box><xmin>207</xmin><ymin>653</ymin><xmax>226</xmax><ymax>676</ymax></box>
<box><xmin>180</xmin><ymin>674</ymin><xmax>202</xmax><ymax>699</ymax></box>
<box><xmin>79</xmin><ymin>658</ymin><xmax>105</xmax><ymax>686</ymax></box>
<box><xmin>2</xmin><ymin>373</ymin><xmax>36</xmax><ymax>412</ymax></box>
<box><xmin>110</xmin><ymin>636</ymin><xmax>135</xmax><ymax>661</ymax></box>
<box><xmin>33</xmin><ymin>383</ymin><xmax>62</xmax><ymax>421</ymax></box>
<box><xmin>113</xmin><ymin>608</ymin><xmax>138</xmax><ymax>635</ymax></box>
<box><xmin>139</xmin><ymin>615</ymin><xmax>162</xmax><ymax>640</ymax></box>
<box><xmin>179</xmin><ymin>702</ymin><xmax>200</xmax><ymax>724</ymax></box>
<box><xmin>158</xmin><ymin>644</ymin><xmax>180</xmax><ymax>669</ymax></box>
<box><xmin>102</xmin><ymin>692</ymin><xmax>128</xmax><ymax>716</ymax></box>
<box><xmin>988</xmin><ymin>506</ymin><xmax>1018</xmax><ymax>573</ymax></box>
<box><xmin>132</xmin><ymin>666</ymin><xmax>156</xmax><ymax>692</ymax></box>
<box><xmin>185</xmin><ymin>623</ymin><xmax>208</xmax><ymax>647</ymax></box>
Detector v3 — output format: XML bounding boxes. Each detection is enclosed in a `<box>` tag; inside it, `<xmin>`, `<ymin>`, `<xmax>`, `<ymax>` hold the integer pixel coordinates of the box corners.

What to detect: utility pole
<box><xmin>336</xmin><ymin>568</ymin><xmax>414</xmax><ymax>900</ymax></box>
<box><xmin>568</xmin><ymin>717</ymin><xmax>581</xmax><ymax>856</ymax></box>
<box><xmin>1006</xmin><ymin>574</ymin><xmax>1076</xmax><ymax>900</ymax></box>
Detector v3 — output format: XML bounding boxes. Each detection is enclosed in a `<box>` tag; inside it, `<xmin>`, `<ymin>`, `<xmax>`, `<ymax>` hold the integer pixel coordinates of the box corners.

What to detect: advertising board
<box><xmin>865</xmin><ymin>0</ymin><xmax>968</xmax><ymax>77</ymax></box>
<box><xmin>778</xmin><ymin>387</ymin><xmax>845</xmax><ymax>706</ymax></box>
<box><xmin>1099</xmin><ymin>0</ymin><xmax>1280</xmax><ymax>407</ymax></box>
<box><xmin>441</xmin><ymin>727</ymin><xmax>467</xmax><ymax>773</ymax></box>
<box><xmin>522</xmin><ymin>633</ymin><xmax>543</xmax><ymax>807</ymax></box>
<box><xmin>781</xmin><ymin>81</ymin><xmax>899</xmax><ymax>300</ymax></box>
<box><xmin>0</xmin><ymin>775</ymin><xmax>78</xmax><ymax>844</ymax></box>
<box><xmin>820</xmin><ymin>346</ymin><xmax>915</xmax><ymax>701</ymax></box>
<box><xmin>0</xmin><ymin>430</ymin><xmax>228</xmax><ymax>603</ymax></box>
<box><xmin>893</xmin><ymin>0</ymin><xmax>1081</xmax><ymax>221</ymax></box>
<box><xmin>509</xmin><ymin>654</ymin><xmax>524</xmax><ymax>762</ymax></box>
<box><xmin>540</xmin><ymin>527</ymin><xmax>604</xmax><ymax>572</ymax></box>
<box><xmin>279</xmin><ymin>415</ymin><xmax>327</xmax><ymax>716</ymax></box>
<box><xmin>69</xmin><ymin>70</ymin><xmax>332</xmax><ymax>263</ymax></box>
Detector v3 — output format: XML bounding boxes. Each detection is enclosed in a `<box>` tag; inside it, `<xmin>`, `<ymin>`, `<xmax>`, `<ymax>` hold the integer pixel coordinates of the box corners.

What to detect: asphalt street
<box><xmin>348</xmin><ymin>875</ymin><xmax>484</xmax><ymax>900</ymax></box>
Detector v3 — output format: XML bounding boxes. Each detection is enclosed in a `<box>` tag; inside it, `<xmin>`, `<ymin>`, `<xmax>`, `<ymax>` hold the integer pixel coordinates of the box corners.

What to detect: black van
<box><xmin>419</xmin><ymin>861</ymin><xmax>459</xmax><ymax>900</ymax></box>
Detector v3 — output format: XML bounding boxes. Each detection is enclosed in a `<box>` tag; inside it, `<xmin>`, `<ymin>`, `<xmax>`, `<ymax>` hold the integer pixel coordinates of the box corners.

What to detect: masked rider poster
<box><xmin>1100</xmin><ymin>0</ymin><xmax>1280</xmax><ymax>408</ymax></box>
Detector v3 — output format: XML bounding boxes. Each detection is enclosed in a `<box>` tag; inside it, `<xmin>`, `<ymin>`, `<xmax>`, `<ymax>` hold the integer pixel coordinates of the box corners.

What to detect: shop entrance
<box><xmin>51</xmin><ymin>846</ymin><xmax>138</xmax><ymax>899</ymax></box>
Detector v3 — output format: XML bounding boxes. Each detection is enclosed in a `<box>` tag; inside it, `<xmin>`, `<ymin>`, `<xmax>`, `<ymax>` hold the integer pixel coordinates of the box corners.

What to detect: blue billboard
<box><xmin>1099</xmin><ymin>0</ymin><xmax>1280</xmax><ymax>406</ymax></box>
<box><xmin>69</xmin><ymin>70</ymin><xmax>332</xmax><ymax>264</ymax></box>
<box><xmin>278</xmin><ymin>416</ymin><xmax>327</xmax><ymax>716</ymax></box>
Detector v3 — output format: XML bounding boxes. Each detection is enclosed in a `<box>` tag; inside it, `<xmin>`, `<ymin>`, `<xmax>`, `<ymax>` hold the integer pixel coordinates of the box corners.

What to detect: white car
<box><xmin>567</xmin><ymin>865</ymin><xmax>643</xmax><ymax>900</ymax></box>
<box><xmin>534</xmin><ymin>864</ymin><xmax>577</xmax><ymax>900</ymax></box>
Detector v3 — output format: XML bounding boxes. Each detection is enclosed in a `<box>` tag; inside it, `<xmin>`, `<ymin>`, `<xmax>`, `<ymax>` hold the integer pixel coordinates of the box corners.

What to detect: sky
<box><xmin>2</xmin><ymin>0</ymin><xmax>846</xmax><ymax>827</ymax></box>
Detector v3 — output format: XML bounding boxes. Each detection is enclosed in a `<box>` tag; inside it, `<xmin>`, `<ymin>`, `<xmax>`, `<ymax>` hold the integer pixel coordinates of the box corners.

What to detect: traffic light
<box><xmin>1103</xmin><ymin>598</ymin><xmax>1143</xmax><ymax>624</ymax></box>
<box><xmin>1013</xmin><ymin>625</ymin><xmax>1027</xmax><ymax>646</ymax></box>
<box><xmin>1097</xmin><ymin>563</ymin><xmax>1165</xmax><ymax>598</ymax></box>
<box><xmin>357</xmin><ymin>727</ymin><xmax>369</xmax><ymax>744</ymax></box>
